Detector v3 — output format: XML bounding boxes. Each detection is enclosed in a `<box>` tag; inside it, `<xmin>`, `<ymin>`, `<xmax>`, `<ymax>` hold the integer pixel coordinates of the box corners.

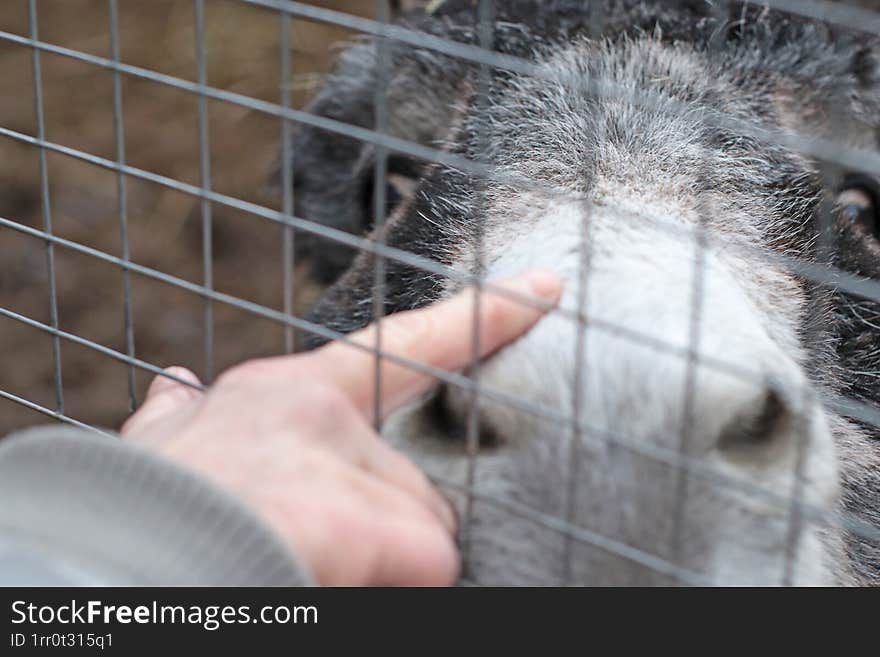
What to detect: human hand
<box><xmin>121</xmin><ymin>271</ymin><xmax>562</xmax><ymax>586</ymax></box>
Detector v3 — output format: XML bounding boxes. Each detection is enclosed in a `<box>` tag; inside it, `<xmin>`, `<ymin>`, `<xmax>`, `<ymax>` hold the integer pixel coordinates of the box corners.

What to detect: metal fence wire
<box><xmin>4</xmin><ymin>0</ymin><xmax>880</xmax><ymax>585</ymax></box>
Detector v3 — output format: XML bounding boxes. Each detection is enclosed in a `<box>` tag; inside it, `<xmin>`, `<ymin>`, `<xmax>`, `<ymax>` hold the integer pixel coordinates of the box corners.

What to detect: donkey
<box><xmin>286</xmin><ymin>1</ymin><xmax>880</xmax><ymax>585</ymax></box>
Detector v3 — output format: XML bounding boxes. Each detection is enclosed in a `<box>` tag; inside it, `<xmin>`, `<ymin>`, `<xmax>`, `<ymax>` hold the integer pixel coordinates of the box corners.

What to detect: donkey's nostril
<box><xmin>716</xmin><ymin>385</ymin><xmax>792</xmax><ymax>452</ymax></box>
<box><xmin>426</xmin><ymin>385</ymin><xmax>503</xmax><ymax>448</ymax></box>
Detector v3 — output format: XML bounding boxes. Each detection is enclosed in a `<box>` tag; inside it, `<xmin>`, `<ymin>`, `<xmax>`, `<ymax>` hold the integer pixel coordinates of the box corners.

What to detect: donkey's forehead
<box><xmin>469</xmin><ymin>39</ymin><xmax>796</xmax><ymax>183</ymax></box>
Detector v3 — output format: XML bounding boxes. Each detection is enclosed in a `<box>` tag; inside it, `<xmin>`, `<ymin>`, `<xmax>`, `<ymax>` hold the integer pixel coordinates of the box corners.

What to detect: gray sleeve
<box><xmin>0</xmin><ymin>425</ymin><xmax>314</xmax><ymax>586</ymax></box>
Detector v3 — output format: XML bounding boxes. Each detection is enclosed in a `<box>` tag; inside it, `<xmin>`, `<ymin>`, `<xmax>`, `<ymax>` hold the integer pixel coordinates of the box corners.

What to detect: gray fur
<box><xmin>292</xmin><ymin>1</ymin><xmax>880</xmax><ymax>585</ymax></box>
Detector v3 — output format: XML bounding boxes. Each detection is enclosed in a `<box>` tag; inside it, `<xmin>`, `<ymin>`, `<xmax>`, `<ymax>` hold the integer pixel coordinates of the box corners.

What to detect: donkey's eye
<box><xmin>837</xmin><ymin>175</ymin><xmax>879</xmax><ymax>235</ymax></box>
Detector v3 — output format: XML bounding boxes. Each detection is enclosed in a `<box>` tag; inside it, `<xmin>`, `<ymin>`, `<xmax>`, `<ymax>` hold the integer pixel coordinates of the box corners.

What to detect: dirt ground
<box><xmin>0</xmin><ymin>1</ymin><xmax>411</xmax><ymax>434</ymax></box>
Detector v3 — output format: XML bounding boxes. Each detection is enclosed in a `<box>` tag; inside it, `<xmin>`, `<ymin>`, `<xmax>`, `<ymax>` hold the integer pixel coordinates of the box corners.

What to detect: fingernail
<box><xmin>523</xmin><ymin>270</ymin><xmax>563</xmax><ymax>303</ymax></box>
<box><xmin>163</xmin><ymin>366</ymin><xmax>202</xmax><ymax>388</ymax></box>
<box><xmin>149</xmin><ymin>366</ymin><xmax>203</xmax><ymax>397</ymax></box>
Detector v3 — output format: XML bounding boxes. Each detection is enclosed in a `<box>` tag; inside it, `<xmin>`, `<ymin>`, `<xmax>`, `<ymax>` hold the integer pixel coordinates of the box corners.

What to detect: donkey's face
<box><xmin>296</xmin><ymin>6</ymin><xmax>880</xmax><ymax>585</ymax></box>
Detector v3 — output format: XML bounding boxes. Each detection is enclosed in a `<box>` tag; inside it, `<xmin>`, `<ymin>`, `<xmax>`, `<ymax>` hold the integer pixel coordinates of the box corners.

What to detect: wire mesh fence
<box><xmin>3</xmin><ymin>0</ymin><xmax>880</xmax><ymax>585</ymax></box>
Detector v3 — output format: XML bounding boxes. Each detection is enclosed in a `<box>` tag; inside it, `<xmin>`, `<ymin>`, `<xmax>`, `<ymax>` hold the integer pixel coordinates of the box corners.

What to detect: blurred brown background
<box><xmin>0</xmin><ymin>1</ymin><xmax>410</xmax><ymax>434</ymax></box>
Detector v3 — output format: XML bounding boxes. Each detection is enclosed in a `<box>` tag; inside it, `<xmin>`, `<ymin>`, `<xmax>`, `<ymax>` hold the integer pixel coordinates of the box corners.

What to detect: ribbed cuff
<box><xmin>0</xmin><ymin>426</ymin><xmax>314</xmax><ymax>586</ymax></box>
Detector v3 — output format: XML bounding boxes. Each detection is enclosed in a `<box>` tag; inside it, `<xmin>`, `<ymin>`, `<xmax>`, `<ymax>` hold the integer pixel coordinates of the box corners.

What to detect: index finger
<box><xmin>305</xmin><ymin>270</ymin><xmax>563</xmax><ymax>421</ymax></box>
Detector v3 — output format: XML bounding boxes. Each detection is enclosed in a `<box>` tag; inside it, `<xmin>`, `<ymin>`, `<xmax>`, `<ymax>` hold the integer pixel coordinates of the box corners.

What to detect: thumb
<box><xmin>121</xmin><ymin>366</ymin><xmax>203</xmax><ymax>436</ymax></box>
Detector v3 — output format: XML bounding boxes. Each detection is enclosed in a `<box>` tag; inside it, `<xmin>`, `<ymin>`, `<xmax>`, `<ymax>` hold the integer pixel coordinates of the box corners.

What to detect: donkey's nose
<box><xmin>439</xmin><ymin>202</ymin><xmax>827</xmax><ymax>463</ymax></box>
